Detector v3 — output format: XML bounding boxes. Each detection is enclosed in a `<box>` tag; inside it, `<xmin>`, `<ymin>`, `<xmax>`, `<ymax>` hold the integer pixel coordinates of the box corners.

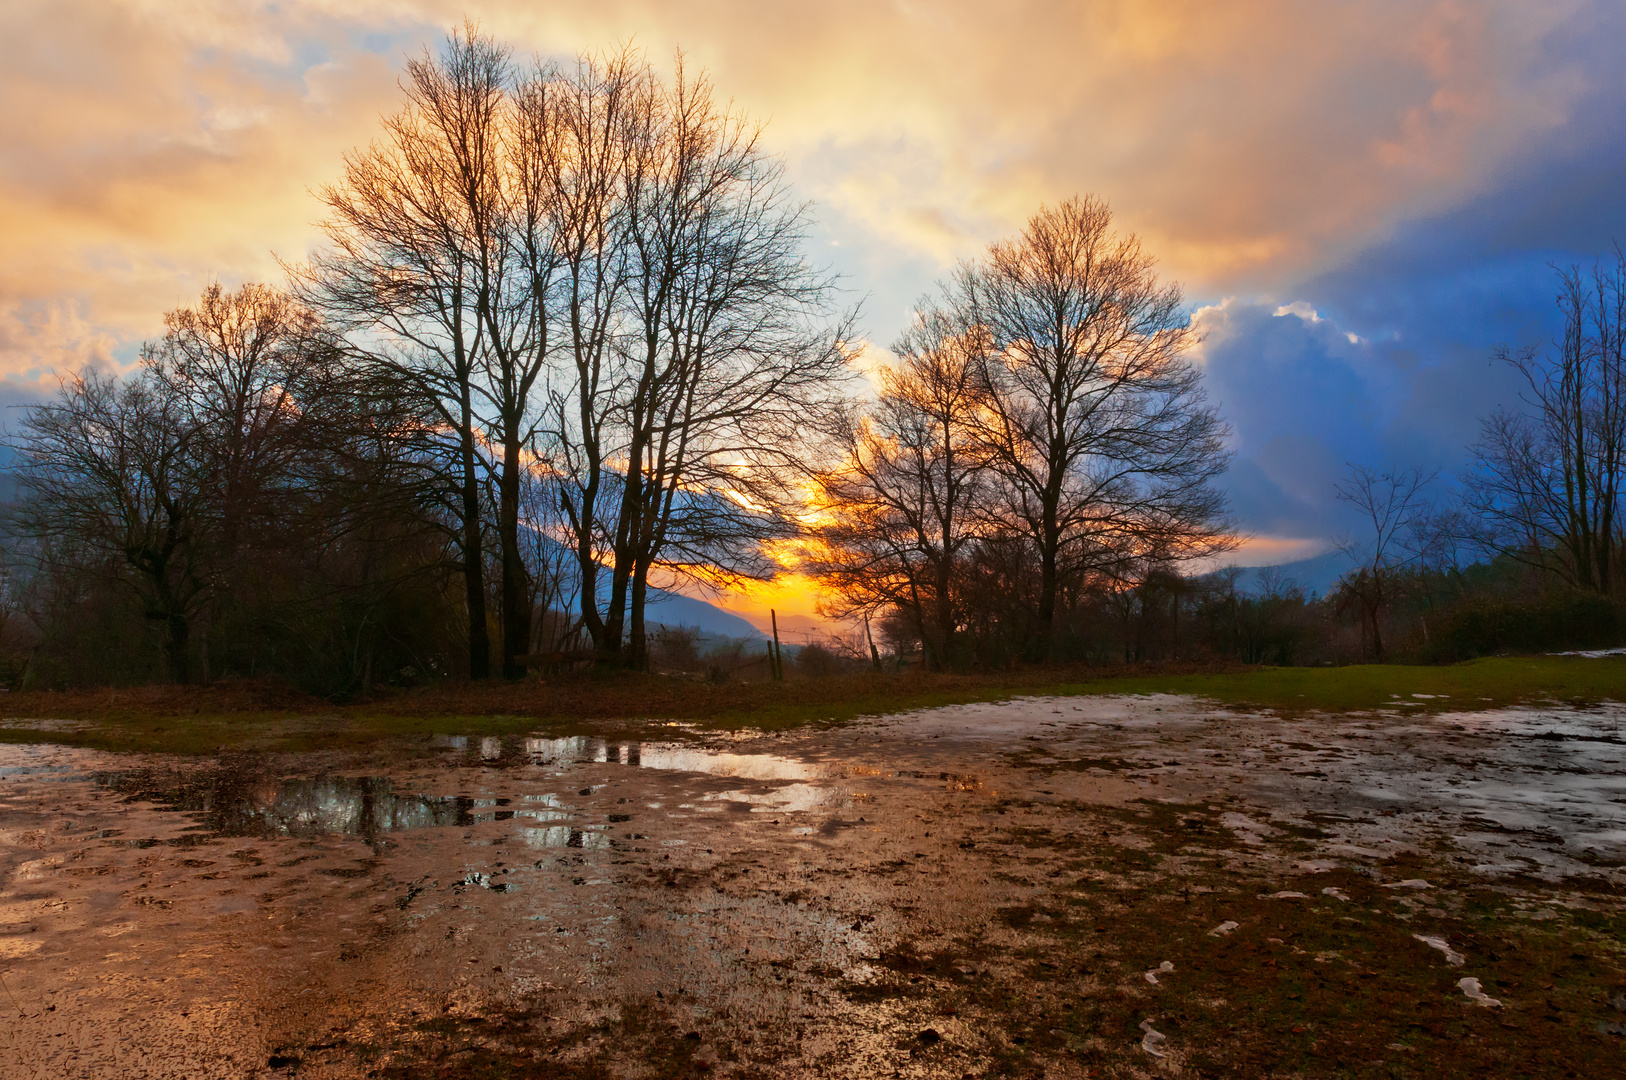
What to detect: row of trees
<box><xmin>2</xmin><ymin>30</ymin><xmax>1243</xmax><ymax>689</ymax></box>
<box><xmin>803</xmin><ymin>246</ymin><xmax>1626</xmax><ymax>672</ymax></box>
<box><xmin>5</xmin><ymin>29</ymin><xmax>862</xmax><ymax>688</ymax></box>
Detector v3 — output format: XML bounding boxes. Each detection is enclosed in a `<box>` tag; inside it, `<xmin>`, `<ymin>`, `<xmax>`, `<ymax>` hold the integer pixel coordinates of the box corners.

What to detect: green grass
<box><xmin>1057</xmin><ymin>654</ymin><xmax>1626</xmax><ymax>715</ymax></box>
<box><xmin>1</xmin><ymin>654</ymin><xmax>1620</xmax><ymax>756</ymax></box>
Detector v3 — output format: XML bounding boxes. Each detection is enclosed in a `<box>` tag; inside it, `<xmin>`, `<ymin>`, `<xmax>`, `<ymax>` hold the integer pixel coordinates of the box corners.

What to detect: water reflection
<box><xmin>93</xmin><ymin>770</ymin><xmax>480</xmax><ymax>839</ymax></box>
<box><xmin>517</xmin><ymin>737</ymin><xmax>824</xmax><ymax>780</ymax></box>
<box><xmin>88</xmin><ymin>739</ymin><xmax>843</xmax><ymax>843</ymax></box>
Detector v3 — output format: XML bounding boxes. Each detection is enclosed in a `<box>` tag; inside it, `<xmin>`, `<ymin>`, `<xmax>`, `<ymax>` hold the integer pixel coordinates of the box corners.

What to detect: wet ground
<box><xmin>2</xmin><ymin>695</ymin><xmax>1625</xmax><ymax>1078</ymax></box>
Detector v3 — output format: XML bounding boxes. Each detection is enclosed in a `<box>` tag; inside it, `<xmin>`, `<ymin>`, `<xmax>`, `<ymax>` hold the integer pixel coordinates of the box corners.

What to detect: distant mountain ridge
<box><xmin>636</xmin><ymin>587</ymin><xmax>767</xmax><ymax>641</ymax></box>
<box><xmin>1216</xmin><ymin>548</ymin><xmax>1355</xmax><ymax>597</ymax></box>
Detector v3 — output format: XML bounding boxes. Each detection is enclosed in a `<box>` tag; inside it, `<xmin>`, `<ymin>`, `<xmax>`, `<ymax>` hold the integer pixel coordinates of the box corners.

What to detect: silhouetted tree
<box><xmin>297</xmin><ymin>26</ymin><xmax>512</xmax><ymax>677</ymax></box>
<box><xmin>809</xmin><ymin>305</ymin><xmax>989</xmax><ymax>669</ymax></box>
<box><xmin>1468</xmin><ymin>254</ymin><xmax>1626</xmax><ymax>595</ymax></box>
<box><xmin>962</xmin><ymin>196</ymin><xmax>1234</xmax><ymax>660</ymax></box>
<box><xmin>1333</xmin><ymin>464</ymin><xmax>1436</xmax><ymax>660</ymax></box>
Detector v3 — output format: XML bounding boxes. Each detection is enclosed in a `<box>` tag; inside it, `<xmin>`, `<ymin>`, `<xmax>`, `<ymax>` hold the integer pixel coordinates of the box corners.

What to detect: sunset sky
<box><xmin>4</xmin><ymin>1</ymin><xmax>1625</xmax><ymax>637</ymax></box>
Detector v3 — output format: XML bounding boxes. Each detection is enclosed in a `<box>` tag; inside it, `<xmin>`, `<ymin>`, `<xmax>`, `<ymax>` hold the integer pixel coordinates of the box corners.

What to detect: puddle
<box><xmin>93</xmin><ymin>769</ymin><xmax>482</xmax><ymax>839</ymax></box>
<box><xmin>75</xmin><ymin>738</ymin><xmax>850</xmax><ymax>845</ymax></box>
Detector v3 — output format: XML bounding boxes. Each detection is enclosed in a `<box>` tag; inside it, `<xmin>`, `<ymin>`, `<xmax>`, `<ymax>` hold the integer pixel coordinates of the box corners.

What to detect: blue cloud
<box><xmin>1198</xmin><ymin>7</ymin><xmax>1626</xmax><ymax>549</ymax></box>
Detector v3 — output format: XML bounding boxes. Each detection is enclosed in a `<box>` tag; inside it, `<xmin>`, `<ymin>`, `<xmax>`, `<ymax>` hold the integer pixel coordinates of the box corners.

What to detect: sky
<box><xmin>3</xmin><ymin>0</ymin><xmax>1625</xmax><ymax>635</ymax></box>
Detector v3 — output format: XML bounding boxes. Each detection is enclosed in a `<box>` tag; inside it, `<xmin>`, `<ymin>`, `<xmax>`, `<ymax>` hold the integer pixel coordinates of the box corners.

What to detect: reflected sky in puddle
<box><xmin>88</xmin><ymin>736</ymin><xmax>848</xmax><ymax>845</ymax></box>
<box><xmin>436</xmin><ymin>734</ymin><xmax>837</xmax><ymax>782</ymax></box>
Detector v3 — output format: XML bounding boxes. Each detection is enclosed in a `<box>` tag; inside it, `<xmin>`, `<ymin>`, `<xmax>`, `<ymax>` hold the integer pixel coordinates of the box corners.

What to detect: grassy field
<box><xmin>0</xmin><ymin>653</ymin><xmax>1622</xmax><ymax>756</ymax></box>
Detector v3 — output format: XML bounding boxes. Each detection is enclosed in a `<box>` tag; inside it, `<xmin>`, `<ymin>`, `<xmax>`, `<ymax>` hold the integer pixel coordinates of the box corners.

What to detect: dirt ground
<box><xmin>1</xmin><ymin>694</ymin><xmax>1623</xmax><ymax>1078</ymax></box>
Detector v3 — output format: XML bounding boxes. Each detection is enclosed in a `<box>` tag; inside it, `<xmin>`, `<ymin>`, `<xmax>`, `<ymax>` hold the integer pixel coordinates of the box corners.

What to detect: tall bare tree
<box><xmin>302</xmin><ymin>31</ymin><xmax>851</xmax><ymax>673</ymax></box>
<box><xmin>1468</xmin><ymin>254</ymin><xmax>1626</xmax><ymax>594</ymax></box>
<box><xmin>809</xmin><ymin>305</ymin><xmax>989</xmax><ymax>669</ymax></box>
<box><xmin>527</xmin><ymin>51</ymin><xmax>851</xmax><ymax>665</ymax></box>
<box><xmin>534</xmin><ymin>48</ymin><xmax>646</xmax><ymax>658</ymax></box>
<box><xmin>614</xmin><ymin>62</ymin><xmax>853</xmax><ymax>667</ymax></box>
<box><xmin>297</xmin><ymin>26</ymin><xmax>509</xmax><ymax>678</ymax></box>
<box><xmin>962</xmin><ymin>196</ymin><xmax>1233</xmax><ymax>660</ymax></box>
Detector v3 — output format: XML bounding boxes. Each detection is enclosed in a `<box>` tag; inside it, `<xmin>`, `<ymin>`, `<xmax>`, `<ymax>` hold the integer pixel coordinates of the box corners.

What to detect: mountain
<box><xmin>639</xmin><ymin>587</ymin><xmax>767</xmax><ymax>641</ymax></box>
<box><xmin>1219</xmin><ymin>548</ymin><xmax>1355</xmax><ymax>597</ymax></box>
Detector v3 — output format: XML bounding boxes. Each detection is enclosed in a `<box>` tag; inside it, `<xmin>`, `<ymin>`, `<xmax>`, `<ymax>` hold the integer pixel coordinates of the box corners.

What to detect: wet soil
<box><xmin>2</xmin><ymin>696</ymin><xmax>1624</xmax><ymax>1078</ymax></box>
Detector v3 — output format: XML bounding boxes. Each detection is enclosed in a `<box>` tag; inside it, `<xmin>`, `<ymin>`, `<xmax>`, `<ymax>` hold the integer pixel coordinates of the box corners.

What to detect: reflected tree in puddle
<box><xmin>92</xmin><ymin>769</ymin><xmax>478</xmax><ymax>839</ymax></box>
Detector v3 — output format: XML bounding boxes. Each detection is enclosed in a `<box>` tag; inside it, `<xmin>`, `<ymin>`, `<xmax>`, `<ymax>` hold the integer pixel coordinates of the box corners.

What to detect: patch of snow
<box><xmin>1458</xmin><ymin>977</ymin><xmax>1501</xmax><ymax>1007</ymax></box>
<box><xmin>1414</xmin><ymin>935</ymin><xmax>1466</xmax><ymax>966</ymax></box>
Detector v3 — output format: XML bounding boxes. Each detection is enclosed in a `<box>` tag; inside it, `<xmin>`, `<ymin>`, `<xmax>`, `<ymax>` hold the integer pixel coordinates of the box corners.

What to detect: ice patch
<box><xmin>1383</xmin><ymin>879</ymin><xmax>1433</xmax><ymax>889</ymax></box>
<box><xmin>1322</xmin><ymin>887</ymin><xmax>1350</xmax><ymax>901</ymax></box>
<box><xmin>1458</xmin><ymin>977</ymin><xmax>1501</xmax><ymax>1007</ymax></box>
<box><xmin>1414</xmin><ymin>935</ymin><xmax>1465</xmax><ymax>966</ymax></box>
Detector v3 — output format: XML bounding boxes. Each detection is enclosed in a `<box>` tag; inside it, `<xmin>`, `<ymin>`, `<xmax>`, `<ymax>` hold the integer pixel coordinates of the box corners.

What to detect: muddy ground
<box><xmin>2</xmin><ymin>694</ymin><xmax>1624</xmax><ymax>1078</ymax></box>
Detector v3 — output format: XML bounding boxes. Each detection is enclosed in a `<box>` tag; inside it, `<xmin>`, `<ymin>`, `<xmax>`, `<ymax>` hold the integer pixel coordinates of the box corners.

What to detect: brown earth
<box><xmin>1</xmin><ymin>694</ymin><xmax>1622</xmax><ymax>1078</ymax></box>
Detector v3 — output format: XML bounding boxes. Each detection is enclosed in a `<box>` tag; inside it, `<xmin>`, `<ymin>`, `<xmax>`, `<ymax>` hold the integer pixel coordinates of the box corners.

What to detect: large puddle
<box><xmin>79</xmin><ymin>737</ymin><xmax>845</xmax><ymax>848</ymax></box>
<box><xmin>3</xmin><ymin>699</ymin><xmax>1624</xmax><ymax>1077</ymax></box>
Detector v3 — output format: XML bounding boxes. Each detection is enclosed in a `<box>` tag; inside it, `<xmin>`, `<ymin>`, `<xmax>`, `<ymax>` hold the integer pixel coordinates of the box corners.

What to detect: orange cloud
<box><xmin>0</xmin><ymin>0</ymin><xmax>1590</xmax><ymax>386</ymax></box>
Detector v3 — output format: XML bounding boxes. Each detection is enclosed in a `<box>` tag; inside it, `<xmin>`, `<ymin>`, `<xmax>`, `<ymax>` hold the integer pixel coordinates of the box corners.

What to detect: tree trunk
<box><xmin>499</xmin><ymin>432</ymin><xmax>530</xmax><ymax>679</ymax></box>
<box><xmin>459</xmin><ymin>406</ymin><xmax>491</xmax><ymax>680</ymax></box>
<box><xmin>165</xmin><ymin>612</ymin><xmax>190</xmax><ymax>685</ymax></box>
<box><xmin>1034</xmin><ymin>531</ymin><xmax>1059</xmax><ymax>663</ymax></box>
<box><xmin>629</xmin><ymin>566</ymin><xmax>649</xmax><ymax>671</ymax></box>
<box><xmin>933</xmin><ymin>556</ymin><xmax>955</xmax><ymax>672</ymax></box>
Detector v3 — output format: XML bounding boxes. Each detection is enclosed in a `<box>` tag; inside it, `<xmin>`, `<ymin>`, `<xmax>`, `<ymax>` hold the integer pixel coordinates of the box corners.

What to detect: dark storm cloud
<box><xmin>1199</xmin><ymin>3</ymin><xmax>1626</xmax><ymax>552</ymax></box>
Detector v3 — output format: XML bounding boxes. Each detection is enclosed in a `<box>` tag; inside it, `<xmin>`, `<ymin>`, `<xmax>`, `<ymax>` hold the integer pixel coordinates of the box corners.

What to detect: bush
<box><xmin>1423</xmin><ymin>592</ymin><xmax>1620</xmax><ymax>662</ymax></box>
<box><xmin>793</xmin><ymin>642</ymin><xmax>850</xmax><ymax>678</ymax></box>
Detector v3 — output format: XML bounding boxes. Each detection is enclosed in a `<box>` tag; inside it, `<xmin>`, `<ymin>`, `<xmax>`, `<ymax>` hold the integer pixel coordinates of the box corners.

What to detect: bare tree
<box><xmin>809</xmin><ymin>305</ymin><xmax>989</xmax><ymax>670</ymax></box>
<box><xmin>143</xmin><ymin>282</ymin><xmax>352</xmax><ymax>678</ymax></box>
<box><xmin>13</xmin><ymin>371</ymin><xmax>204</xmax><ymax>681</ymax></box>
<box><xmin>535</xmin><ymin>48</ymin><xmax>646</xmax><ymax>661</ymax></box>
<box><xmin>528</xmin><ymin>50</ymin><xmax>851</xmax><ymax>666</ymax></box>
<box><xmin>296</xmin><ymin>26</ymin><xmax>510</xmax><ymax>678</ymax></box>
<box><xmin>615</xmin><ymin>62</ymin><xmax>853</xmax><ymax>668</ymax></box>
<box><xmin>962</xmin><ymin>196</ymin><xmax>1234</xmax><ymax>660</ymax></box>
<box><xmin>1333</xmin><ymin>464</ymin><xmax>1436</xmax><ymax>660</ymax></box>
<box><xmin>10</xmin><ymin>281</ymin><xmax>360</xmax><ymax>682</ymax></box>
<box><xmin>301</xmin><ymin>31</ymin><xmax>851</xmax><ymax>674</ymax></box>
<box><xmin>1467</xmin><ymin>254</ymin><xmax>1626</xmax><ymax>594</ymax></box>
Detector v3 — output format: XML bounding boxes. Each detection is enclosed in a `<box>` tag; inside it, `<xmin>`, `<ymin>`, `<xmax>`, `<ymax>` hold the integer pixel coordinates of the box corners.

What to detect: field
<box><xmin>3</xmin><ymin>655</ymin><xmax>1625</xmax><ymax>755</ymax></box>
<box><xmin>2</xmin><ymin>657</ymin><xmax>1623</xmax><ymax>1078</ymax></box>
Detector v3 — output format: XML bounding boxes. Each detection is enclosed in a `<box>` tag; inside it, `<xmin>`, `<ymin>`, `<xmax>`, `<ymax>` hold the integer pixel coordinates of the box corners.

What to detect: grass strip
<box><xmin>0</xmin><ymin>654</ymin><xmax>1620</xmax><ymax>756</ymax></box>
